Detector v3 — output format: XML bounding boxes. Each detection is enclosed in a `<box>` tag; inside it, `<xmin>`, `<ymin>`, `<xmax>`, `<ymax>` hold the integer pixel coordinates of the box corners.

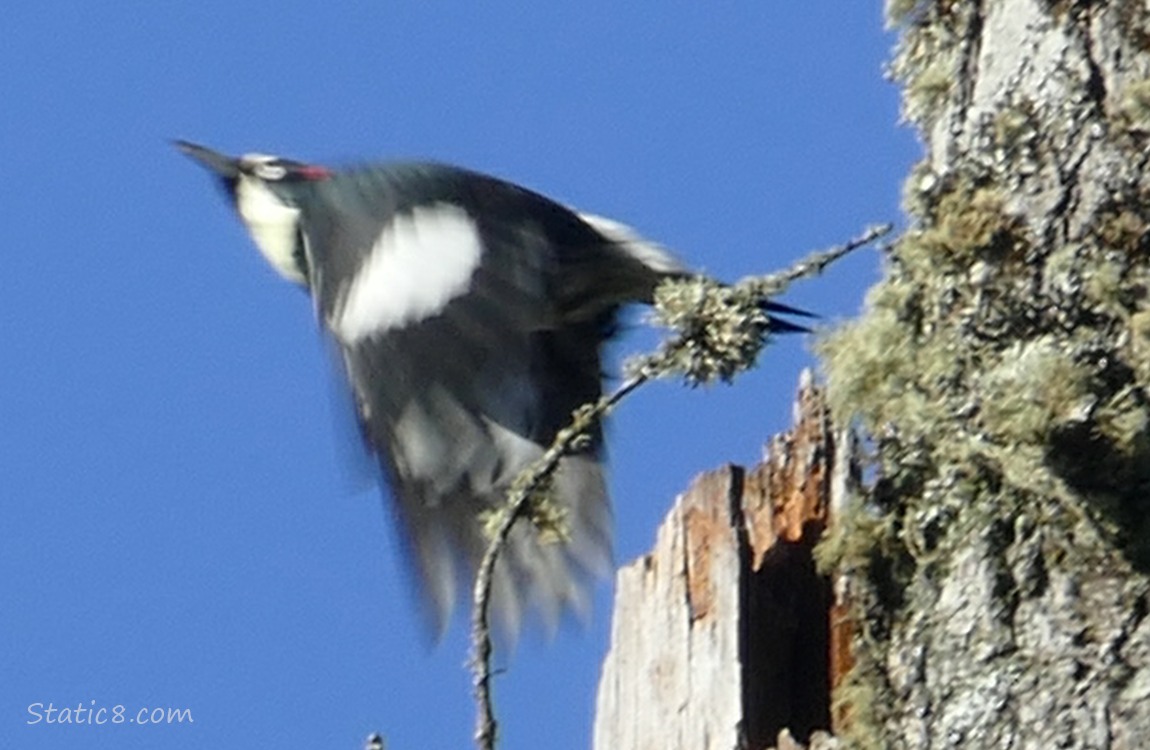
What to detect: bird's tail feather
<box><xmin>761</xmin><ymin>299</ymin><xmax>816</xmax><ymax>333</ymax></box>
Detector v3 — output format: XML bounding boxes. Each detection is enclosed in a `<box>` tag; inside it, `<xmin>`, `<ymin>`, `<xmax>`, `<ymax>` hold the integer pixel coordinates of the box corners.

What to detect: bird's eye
<box><xmin>254</xmin><ymin>162</ymin><xmax>288</xmax><ymax>181</ymax></box>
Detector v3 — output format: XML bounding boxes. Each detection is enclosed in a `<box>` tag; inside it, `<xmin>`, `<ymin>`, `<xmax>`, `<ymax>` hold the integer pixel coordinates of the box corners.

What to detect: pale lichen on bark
<box><xmin>818</xmin><ymin>1</ymin><xmax>1150</xmax><ymax>747</ymax></box>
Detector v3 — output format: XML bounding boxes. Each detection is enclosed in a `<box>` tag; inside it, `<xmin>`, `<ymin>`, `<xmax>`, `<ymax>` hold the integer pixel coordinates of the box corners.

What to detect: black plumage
<box><xmin>176</xmin><ymin>142</ymin><xmax>808</xmax><ymax>635</ymax></box>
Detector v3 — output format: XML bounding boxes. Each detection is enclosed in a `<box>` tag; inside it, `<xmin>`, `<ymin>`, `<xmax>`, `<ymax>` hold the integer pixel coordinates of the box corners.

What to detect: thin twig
<box><xmin>470</xmin><ymin>368</ymin><xmax>654</xmax><ymax>749</ymax></box>
<box><xmin>737</xmin><ymin>222</ymin><xmax>893</xmax><ymax>297</ymax></box>
<box><xmin>469</xmin><ymin>222</ymin><xmax>892</xmax><ymax>750</ymax></box>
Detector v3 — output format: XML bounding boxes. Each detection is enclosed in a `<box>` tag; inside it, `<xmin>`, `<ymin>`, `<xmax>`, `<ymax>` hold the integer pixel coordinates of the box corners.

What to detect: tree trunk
<box><xmin>595</xmin><ymin>2</ymin><xmax>1150</xmax><ymax>748</ymax></box>
<box><xmin>816</xmin><ymin>1</ymin><xmax>1150</xmax><ymax>747</ymax></box>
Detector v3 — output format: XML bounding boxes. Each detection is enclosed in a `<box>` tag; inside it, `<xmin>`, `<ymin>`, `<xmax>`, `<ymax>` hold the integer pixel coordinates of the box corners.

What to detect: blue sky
<box><xmin>1</xmin><ymin>4</ymin><xmax>916</xmax><ymax>749</ymax></box>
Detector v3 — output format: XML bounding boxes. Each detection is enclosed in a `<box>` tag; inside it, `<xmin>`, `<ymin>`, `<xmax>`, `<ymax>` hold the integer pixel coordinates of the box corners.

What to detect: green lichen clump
<box><xmin>818</xmin><ymin>167</ymin><xmax>1150</xmax><ymax>744</ymax></box>
<box><xmin>1117</xmin><ymin>79</ymin><xmax>1150</xmax><ymax>133</ymax></box>
<box><xmin>1093</xmin><ymin>207</ymin><xmax>1150</xmax><ymax>255</ymax></box>
<box><xmin>914</xmin><ymin>182</ymin><xmax>1027</xmax><ymax>261</ymax></box>
<box><xmin>821</xmin><ymin>175</ymin><xmax>1150</xmax><ymax>560</ymax></box>
<box><xmin>976</xmin><ymin>337</ymin><xmax>1094</xmax><ymax>443</ymax></box>
<box><xmin>828</xmin><ymin>5</ymin><xmax>1150</xmax><ymax>748</ymax></box>
<box><xmin>820</xmin><ymin>181</ymin><xmax>1029</xmax><ymax>436</ymax></box>
<box><xmin>648</xmin><ymin>276</ymin><xmax>770</xmax><ymax>386</ymax></box>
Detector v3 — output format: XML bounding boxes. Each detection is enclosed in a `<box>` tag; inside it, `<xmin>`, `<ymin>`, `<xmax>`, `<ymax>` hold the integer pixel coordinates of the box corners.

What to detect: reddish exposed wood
<box><xmin>827</xmin><ymin>428</ymin><xmax>860</xmax><ymax>734</ymax></box>
<box><xmin>684</xmin><ymin>469</ymin><xmax>744</xmax><ymax>624</ymax></box>
<box><xmin>829</xmin><ymin>599</ymin><xmax>855</xmax><ymax>731</ymax></box>
<box><xmin>594</xmin><ymin>371</ymin><xmax>856</xmax><ymax>750</ymax></box>
<box><xmin>742</xmin><ymin>371</ymin><xmax>833</xmax><ymax>568</ymax></box>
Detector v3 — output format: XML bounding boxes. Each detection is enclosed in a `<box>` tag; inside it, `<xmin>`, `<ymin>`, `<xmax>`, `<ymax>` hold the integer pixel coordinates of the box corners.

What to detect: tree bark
<box><xmin>815</xmin><ymin>1</ymin><xmax>1150</xmax><ymax>747</ymax></box>
<box><xmin>596</xmin><ymin>3</ymin><xmax>1150</xmax><ymax>748</ymax></box>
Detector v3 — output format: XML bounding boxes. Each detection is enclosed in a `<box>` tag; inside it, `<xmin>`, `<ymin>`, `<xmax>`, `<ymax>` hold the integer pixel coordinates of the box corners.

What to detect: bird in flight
<box><xmin>176</xmin><ymin>141</ymin><xmax>808</xmax><ymax>636</ymax></box>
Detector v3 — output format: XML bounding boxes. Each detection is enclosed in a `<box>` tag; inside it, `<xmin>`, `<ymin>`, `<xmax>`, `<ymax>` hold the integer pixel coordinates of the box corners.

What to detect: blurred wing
<box><xmin>298</xmin><ymin>171</ymin><xmax>616</xmax><ymax>635</ymax></box>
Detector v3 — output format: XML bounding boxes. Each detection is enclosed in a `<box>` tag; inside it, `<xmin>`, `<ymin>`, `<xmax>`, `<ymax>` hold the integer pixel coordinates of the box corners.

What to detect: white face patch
<box><xmin>334</xmin><ymin>204</ymin><xmax>483</xmax><ymax>342</ymax></box>
<box><xmin>235</xmin><ymin>174</ymin><xmax>306</xmax><ymax>285</ymax></box>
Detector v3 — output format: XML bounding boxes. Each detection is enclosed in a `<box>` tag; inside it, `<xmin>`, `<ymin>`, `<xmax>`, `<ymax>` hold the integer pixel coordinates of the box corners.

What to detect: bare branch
<box><xmin>738</xmin><ymin>223</ymin><xmax>893</xmax><ymax>298</ymax></box>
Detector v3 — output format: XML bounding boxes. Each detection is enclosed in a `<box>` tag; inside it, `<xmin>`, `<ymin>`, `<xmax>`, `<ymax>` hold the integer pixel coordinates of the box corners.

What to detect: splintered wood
<box><xmin>593</xmin><ymin>371</ymin><xmax>854</xmax><ymax>750</ymax></box>
<box><xmin>743</xmin><ymin>371</ymin><xmax>834</xmax><ymax>565</ymax></box>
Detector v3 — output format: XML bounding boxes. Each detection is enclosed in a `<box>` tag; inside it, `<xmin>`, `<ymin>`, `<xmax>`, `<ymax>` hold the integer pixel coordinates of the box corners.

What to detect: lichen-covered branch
<box><xmin>469</xmin><ymin>222</ymin><xmax>891</xmax><ymax>750</ymax></box>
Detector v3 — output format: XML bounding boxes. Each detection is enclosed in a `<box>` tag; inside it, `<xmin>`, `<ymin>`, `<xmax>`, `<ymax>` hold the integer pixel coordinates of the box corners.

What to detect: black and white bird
<box><xmin>175</xmin><ymin>141</ymin><xmax>807</xmax><ymax>635</ymax></box>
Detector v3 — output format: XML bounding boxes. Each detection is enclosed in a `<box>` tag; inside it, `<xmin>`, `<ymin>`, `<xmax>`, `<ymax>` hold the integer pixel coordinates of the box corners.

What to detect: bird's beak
<box><xmin>173</xmin><ymin>140</ymin><xmax>240</xmax><ymax>179</ymax></box>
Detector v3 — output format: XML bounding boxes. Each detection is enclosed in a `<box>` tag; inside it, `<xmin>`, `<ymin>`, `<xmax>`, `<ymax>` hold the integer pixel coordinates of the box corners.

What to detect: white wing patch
<box><xmin>334</xmin><ymin>204</ymin><xmax>484</xmax><ymax>343</ymax></box>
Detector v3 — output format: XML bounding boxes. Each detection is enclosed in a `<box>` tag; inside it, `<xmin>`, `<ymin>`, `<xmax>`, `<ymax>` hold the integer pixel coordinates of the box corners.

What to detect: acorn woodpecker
<box><xmin>175</xmin><ymin>141</ymin><xmax>807</xmax><ymax>635</ymax></box>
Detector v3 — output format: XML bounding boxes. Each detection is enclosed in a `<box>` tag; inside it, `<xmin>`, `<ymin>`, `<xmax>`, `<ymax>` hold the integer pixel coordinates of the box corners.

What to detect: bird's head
<box><xmin>174</xmin><ymin>140</ymin><xmax>331</xmax><ymax>200</ymax></box>
<box><xmin>174</xmin><ymin>140</ymin><xmax>332</xmax><ymax>285</ymax></box>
